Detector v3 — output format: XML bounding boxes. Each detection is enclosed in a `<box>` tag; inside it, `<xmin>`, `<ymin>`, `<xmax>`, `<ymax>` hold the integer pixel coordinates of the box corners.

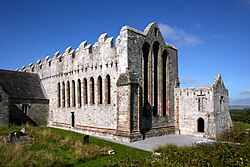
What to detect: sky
<box><xmin>0</xmin><ymin>0</ymin><xmax>250</xmax><ymax>106</ymax></box>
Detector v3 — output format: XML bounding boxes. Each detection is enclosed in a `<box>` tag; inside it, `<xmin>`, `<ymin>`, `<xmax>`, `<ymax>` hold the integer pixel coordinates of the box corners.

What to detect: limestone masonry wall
<box><xmin>175</xmin><ymin>74</ymin><xmax>232</xmax><ymax>137</ymax></box>
<box><xmin>16</xmin><ymin>22</ymin><xmax>231</xmax><ymax>141</ymax></box>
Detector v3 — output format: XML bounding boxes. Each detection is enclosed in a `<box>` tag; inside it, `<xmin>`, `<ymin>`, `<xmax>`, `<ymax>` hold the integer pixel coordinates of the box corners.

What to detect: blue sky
<box><xmin>0</xmin><ymin>0</ymin><xmax>250</xmax><ymax>106</ymax></box>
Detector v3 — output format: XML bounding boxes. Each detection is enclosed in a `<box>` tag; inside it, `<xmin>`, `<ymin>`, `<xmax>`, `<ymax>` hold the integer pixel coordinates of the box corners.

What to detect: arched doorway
<box><xmin>197</xmin><ymin>118</ymin><xmax>205</xmax><ymax>132</ymax></box>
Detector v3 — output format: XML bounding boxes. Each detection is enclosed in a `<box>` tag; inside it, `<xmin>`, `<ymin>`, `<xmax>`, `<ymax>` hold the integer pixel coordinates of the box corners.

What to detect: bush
<box><xmin>230</xmin><ymin>108</ymin><xmax>250</xmax><ymax>124</ymax></box>
<box><xmin>216</xmin><ymin>122</ymin><xmax>250</xmax><ymax>143</ymax></box>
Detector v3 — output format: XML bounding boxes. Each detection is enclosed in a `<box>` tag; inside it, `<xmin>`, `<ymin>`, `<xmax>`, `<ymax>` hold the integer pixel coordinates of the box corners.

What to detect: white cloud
<box><xmin>241</xmin><ymin>88</ymin><xmax>250</xmax><ymax>94</ymax></box>
<box><xmin>180</xmin><ymin>77</ymin><xmax>196</xmax><ymax>85</ymax></box>
<box><xmin>159</xmin><ymin>23</ymin><xmax>202</xmax><ymax>47</ymax></box>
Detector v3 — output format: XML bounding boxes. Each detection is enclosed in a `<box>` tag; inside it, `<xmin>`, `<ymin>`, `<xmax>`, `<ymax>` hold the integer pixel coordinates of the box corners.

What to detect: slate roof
<box><xmin>0</xmin><ymin>69</ymin><xmax>47</xmax><ymax>100</ymax></box>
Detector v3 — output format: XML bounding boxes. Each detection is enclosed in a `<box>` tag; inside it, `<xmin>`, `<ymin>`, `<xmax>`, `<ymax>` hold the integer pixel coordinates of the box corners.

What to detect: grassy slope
<box><xmin>0</xmin><ymin>126</ymin><xmax>150</xmax><ymax>167</ymax></box>
<box><xmin>108</xmin><ymin>109</ymin><xmax>250</xmax><ymax>166</ymax></box>
<box><xmin>1</xmin><ymin>109</ymin><xmax>249</xmax><ymax>166</ymax></box>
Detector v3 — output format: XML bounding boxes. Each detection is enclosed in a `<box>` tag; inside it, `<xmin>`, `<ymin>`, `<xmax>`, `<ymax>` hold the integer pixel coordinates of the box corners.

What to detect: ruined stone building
<box><xmin>0</xmin><ymin>70</ymin><xmax>48</xmax><ymax>126</ymax></box>
<box><xmin>0</xmin><ymin>23</ymin><xmax>232</xmax><ymax>141</ymax></box>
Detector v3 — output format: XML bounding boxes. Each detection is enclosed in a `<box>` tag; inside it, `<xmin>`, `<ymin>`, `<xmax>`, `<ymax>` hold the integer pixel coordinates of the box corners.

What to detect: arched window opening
<box><xmin>154</xmin><ymin>28</ymin><xmax>158</xmax><ymax>37</ymax></box>
<box><xmin>105</xmin><ymin>75</ymin><xmax>111</xmax><ymax>104</ymax></box>
<box><xmin>142</xmin><ymin>43</ymin><xmax>150</xmax><ymax>105</ymax></box>
<box><xmin>197</xmin><ymin>118</ymin><xmax>205</xmax><ymax>132</ymax></box>
<box><xmin>62</xmin><ymin>82</ymin><xmax>65</xmax><ymax>107</ymax></box>
<box><xmin>220</xmin><ymin>96</ymin><xmax>224</xmax><ymax>112</ymax></box>
<box><xmin>72</xmin><ymin>80</ymin><xmax>76</xmax><ymax>107</ymax></box>
<box><xmin>67</xmin><ymin>81</ymin><xmax>70</xmax><ymax>107</ymax></box>
<box><xmin>153</xmin><ymin>41</ymin><xmax>159</xmax><ymax>116</ymax></box>
<box><xmin>162</xmin><ymin>50</ymin><xmax>168</xmax><ymax>116</ymax></box>
<box><xmin>90</xmin><ymin>77</ymin><xmax>95</xmax><ymax>104</ymax></box>
<box><xmin>83</xmin><ymin>78</ymin><xmax>88</xmax><ymax>104</ymax></box>
<box><xmin>57</xmin><ymin>82</ymin><xmax>61</xmax><ymax>107</ymax></box>
<box><xmin>98</xmin><ymin>76</ymin><xmax>103</xmax><ymax>104</ymax></box>
<box><xmin>77</xmin><ymin>79</ymin><xmax>82</xmax><ymax>107</ymax></box>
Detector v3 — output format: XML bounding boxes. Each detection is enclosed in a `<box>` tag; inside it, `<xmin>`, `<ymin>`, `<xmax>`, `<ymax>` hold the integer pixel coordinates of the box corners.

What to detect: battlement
<box><xmin>18</xmin><ymin>22</ymin><xmax>178</xmax><ymax>80</ymax></box>
<box><xmin>18</xmin><ymin>31</ymin><xmax>119</xmax><ymax>77</ymax></box>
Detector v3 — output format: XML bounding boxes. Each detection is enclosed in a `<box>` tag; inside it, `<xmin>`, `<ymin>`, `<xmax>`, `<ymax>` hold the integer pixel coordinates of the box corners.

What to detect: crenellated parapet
<box><xmin>19</xmin><ymin>32</ymin><xmax>118</xmax><ymax>79</ymax></box>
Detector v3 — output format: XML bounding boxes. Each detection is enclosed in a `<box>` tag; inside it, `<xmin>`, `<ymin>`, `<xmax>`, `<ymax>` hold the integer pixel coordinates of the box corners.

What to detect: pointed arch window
<box><xmin>153</xmin><ymin>41</ymin><xmax>159</xmax><ymax>116</ymax></box>
<box><xmin>57</xmin><ymin>82</ymin><xmax>61</xmax><ymax>107</ymax></box>
<box><xmin>83</xmin><ymin>78</ymin><xmax>88</xmax><ymax>104</ymax></box>
<box><xmin>98</xmin><ymin>76</ymin><xmax>103</xmax><ymax>104</ymax></box>
<box><xmin>77</xmin><ymin>79</ymin><xmax>82</xmax><ymax>107</ymax></box>
<box><xmin>72</xmin><ymin>80</ymin><xmax>76</xmax><ymax>107</ymax></box>
<box><xmin>67</xmin><ymin>81</ymin><xmax>70</xmax><ymax>107</ymax></box>
<box><xmin>105</xmin><ymin>75</ymin><xmax>111</xmax><ymax>104</ymax></box>
<box><xmin>90</xmin><ymin>77</ymin><xmax>95</xmax><ymax>104</ymax></box>
<box><xmin>62</xmin><ymin>82</ymin><xmax>65</xmax><ymax>107</ymax></box>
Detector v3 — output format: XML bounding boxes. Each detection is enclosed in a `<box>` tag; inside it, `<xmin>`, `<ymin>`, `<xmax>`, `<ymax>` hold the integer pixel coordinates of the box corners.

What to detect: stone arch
<box><xmin>105</xmin><ymin>75</ymin><xmax>111</xmax><ymax>104</ymax></box>
<box><xmin>66</xmin><ymin>80</ymin><xmax>70</xmax><ymax>107</ymax></box>
<box><xmin>57</xmin><ymin>82</ymin><xmax>61</xmax><ymax>107</ymax></box>
<box><xmin>197</xmin><ymin>117</ymin><xmax>205</xmax><ymax>132</ymax></box>
<box><xmin>83</xmin><ymin>78</ymin><xmax>88</xmax><ymax>104</ymax></box>
<box><xmin>90</xmin><ymin>77</ymin><xmax>95</xmax><ymax>105</ymax></box>
<box><xmin>98</xmin><ymin>76</ymin><xmax>103</xmax><ymax>104</ymax></box>
<box><xmin>77</xmin><ymin>79</ymin><xmax>82</xmax><ymax>107</ymax></box>
<box><xmin>72</xmin><ymin>80</ymin><xmax>76</xmax><ymax>107</ymax></box>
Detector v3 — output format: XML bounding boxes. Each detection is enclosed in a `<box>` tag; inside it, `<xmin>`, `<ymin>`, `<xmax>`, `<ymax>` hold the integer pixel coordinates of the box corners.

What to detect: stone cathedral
<box><xmin>0</xmin><ymin>23</ymin><xmax>232</xmax><ymax>142</ymax></box>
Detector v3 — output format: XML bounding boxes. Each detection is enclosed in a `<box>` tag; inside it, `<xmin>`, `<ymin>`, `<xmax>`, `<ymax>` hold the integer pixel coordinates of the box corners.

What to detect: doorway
<box><xmin>71</xmin><ymin>112</ymin><xmax>75</xmax><ymax>127</ymax></box>
<box><xmin>197</xmin><ymin>117</ymin><xmax>204</xmax><ymax>132</ymax></box>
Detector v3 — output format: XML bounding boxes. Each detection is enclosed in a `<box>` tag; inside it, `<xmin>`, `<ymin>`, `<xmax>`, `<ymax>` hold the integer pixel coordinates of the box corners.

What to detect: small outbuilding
<box><xmin>0</xmin><ymin>69</ymin><xmax>49</xmax><ymax>126</ymax></box>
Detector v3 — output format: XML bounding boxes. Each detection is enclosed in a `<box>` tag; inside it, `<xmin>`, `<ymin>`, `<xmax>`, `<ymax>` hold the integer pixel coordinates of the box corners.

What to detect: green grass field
<box><xmin>1</xmin><ymin>109</ymin><xmax>249</xmax><ymax>166</ymax></box>
<box><xmin>0</xmin><ymin>126</ymin><xmax>149</xmax><ymax>166</ymax></box>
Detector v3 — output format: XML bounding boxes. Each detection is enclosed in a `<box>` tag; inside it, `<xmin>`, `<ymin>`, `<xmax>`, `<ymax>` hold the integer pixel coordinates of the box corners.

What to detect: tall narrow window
<box><xmin>83</xmin><ymin>78</ymin><xmax>88</xmax><ymax>104</ymax></box>
<box><xmin>105</xmin><ymin>75</ymin><xmax>111</xmax><ymax>104</ymax></box>
<box><xmin>153</xmin><ymin>42</ymin><xmax>159</xmax><ymax>116</ymax></box>
<box><xmin>72</xmin><ymin>80</ymin><xmax>76</xmax><ymax>107</ymax></box>
<box><xmin>220</xmin><ymin>96</ymin><xmax>224</xmax><ymax>112</ymax></box>
<box><xmin>98</xmin><ymin>76</ymin><xmax>103</xmax><ymax>104</ymax></box>
<box><xmin>142</xmin><ymin>43</ymin><xmax>150</xmax><ymax>106</ymax></box>
<box><xmin>77</xmin><ymin>79</ymin><xmax>82</xmax><ymax>107</ymax></box>
<box><xmin>67</xmin><ymin>81</ymin><xmax>70</xmax><ymax>107</ymax></box>
<box><xmin>162</xmin><ymin>50</ymin><xmax>167</xmax><ymax>116</ymax></box>
<box><xmin>0</xmin><ymin>94</ymin><xmax>2</xmax><ymax>102</ymax></box>
<box><xmin>90</xmin><ymin>77</ymin><xmax>95</xmax><ymax>104</ymax></box>
<box><xmin>62</xmin><ymin>82</ymin><xmax>65</xmax><ymax>107</ymax></box>
<box><xmin>57</xmin><ymin>82</ymin><xmax>61</xmax><ymax>107</ymax></box>
<box><xmin>198</xmin><ymin>98</ymin><xmax>201</xmax><ymax>111</ymax></box>
<box><xmin>22</xmin><ymin>104</ymin><xmax>29</xmax><ymax>115</ymax></box>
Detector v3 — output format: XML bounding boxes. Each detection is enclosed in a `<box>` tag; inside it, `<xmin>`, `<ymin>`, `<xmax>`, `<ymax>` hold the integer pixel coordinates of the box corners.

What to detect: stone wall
<box><xmin>176</xmin><ymin>74</ymin><xmax>232</xmax><ymax>138</ymax></box>
<box><xmin>0</xmin><ymin>85</ymin><xmax>10</xmax><ymax>125</ymax></box>
<box><xmin>212</xmin><ymin>74</ymin><xmax>232</xmax><ymax>135</ymax></box>
<box><xmin>18</xmin><ymin>22</ymin><xmax>179</xmax><ymax>141</ymax></box>
<box><xmin>175</xmin><ymin>86</ymin><xmax>214</xmax><ymax>136</ymax></box>
<box><xmin>9</xmin><ymin>99</ymin><xmax>49</xmax><ymax>126</ymax></box>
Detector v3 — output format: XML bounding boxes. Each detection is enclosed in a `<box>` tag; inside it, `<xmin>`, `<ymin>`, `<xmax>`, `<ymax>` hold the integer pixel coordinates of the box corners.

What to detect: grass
<box><xmin>0</xmin><ymin>125</ymin><xmax>150</xmax><ymax>167</ymax></box>
<box><xmin>1</xmin><ymin>109</ymin><xmax>249</xmax><ymax>166</ymax></box>
<box><xmin>109</xmin><ymin>109</ymin><xmax>250</xmax><ymax>166</ymax></box>
<box><xmin>111</xmin><ymin>122</ymin><xmax>250</xmax><ymax>167</ymax></box>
